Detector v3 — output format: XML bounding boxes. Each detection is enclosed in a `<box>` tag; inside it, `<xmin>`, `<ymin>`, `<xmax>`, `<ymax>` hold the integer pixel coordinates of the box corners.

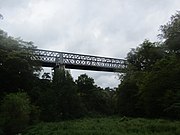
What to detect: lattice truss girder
<box><xmin>31</xmin><ymin>49</ymin><xmax>127</xmax><ymax>70</ymax></box>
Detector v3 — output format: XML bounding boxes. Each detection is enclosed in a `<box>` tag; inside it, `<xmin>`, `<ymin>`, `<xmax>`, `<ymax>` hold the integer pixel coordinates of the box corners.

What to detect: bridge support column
<box><xmin>55</xmin><ymin>64</ymin><xmax>65</xmax><ymax>70</ymax></box>
<box><xmin>54</xmin><ymin>53</ymin><xmax>65</xmax><ymax>70</ymax></box>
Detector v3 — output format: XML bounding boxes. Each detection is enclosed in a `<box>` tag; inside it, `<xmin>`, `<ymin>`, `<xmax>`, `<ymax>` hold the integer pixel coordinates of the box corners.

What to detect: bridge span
<box><xmin>31</xmin><ymin>49</ymin><xmax>127</xmax><ymax>72</ymax></box>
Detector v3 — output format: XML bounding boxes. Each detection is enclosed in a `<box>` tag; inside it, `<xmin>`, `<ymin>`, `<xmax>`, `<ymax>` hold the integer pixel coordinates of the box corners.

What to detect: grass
<box><xmin>23</xmin><ymin>117</ymin><xmax>180</xmax><ymax>135</ymax></box>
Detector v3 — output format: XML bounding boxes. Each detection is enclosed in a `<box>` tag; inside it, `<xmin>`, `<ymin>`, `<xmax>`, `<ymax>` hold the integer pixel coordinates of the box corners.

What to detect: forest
<box><xmin>0</xmin><ymin>12</ymin><xmax>180</xmax><ymax>135</ymax></box>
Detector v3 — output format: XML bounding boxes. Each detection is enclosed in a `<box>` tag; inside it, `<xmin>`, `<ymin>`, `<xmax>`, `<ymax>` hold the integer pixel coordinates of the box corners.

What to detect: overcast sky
<box><xmin>0</xmin><ymin>0</ymin><xmax>180</xmax><ymax>88</ymax></box>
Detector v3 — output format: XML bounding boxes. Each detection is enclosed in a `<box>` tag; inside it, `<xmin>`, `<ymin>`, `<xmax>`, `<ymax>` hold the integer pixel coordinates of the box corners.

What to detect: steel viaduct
<box><xmin>31</xmin><ymin>49</ymin><xmax>127</xmax><ymax>72</ymax></box>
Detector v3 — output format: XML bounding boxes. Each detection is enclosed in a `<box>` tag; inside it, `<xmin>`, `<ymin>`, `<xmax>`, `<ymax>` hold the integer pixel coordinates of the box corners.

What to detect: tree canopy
<box><xmin>117</xmin><ymin>11</ymin><xmax>180</xmax><ymax>118</ymax></box>
<box><xmin>0</xmin><ymin>29</ymin><xmax>40</xmax><ymax>95</ymax></box>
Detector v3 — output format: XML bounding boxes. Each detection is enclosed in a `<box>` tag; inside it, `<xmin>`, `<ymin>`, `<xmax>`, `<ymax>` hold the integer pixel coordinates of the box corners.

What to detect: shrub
<box><xmin>0</xmin><ymin>92</ymin><xmax>31</xmax><ymax>135</ymax></box>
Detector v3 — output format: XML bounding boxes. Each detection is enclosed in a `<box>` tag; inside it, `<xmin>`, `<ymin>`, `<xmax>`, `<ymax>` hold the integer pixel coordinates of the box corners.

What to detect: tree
<box><xmin>76</xmin><ymin>74</ymin><xmax>112</xmax><ymax>115</ymax></box>
<box><xmin>116</xmin><ymin>77</ymin><xmax>140</xmax><ymax>117</ymax></box>
<box><xmin>116</xmin><ymin>40</ymin><xmax>165</xmax><ymax>117</ymax></box>
<box><xmin>127</xmin><ymin>40</ymin><xmax>164</xmax><ymax>71</ymax></box>
<box><xmin>76</xmin><ymin>74</ymin><xmax>96</xmax><ymax>112</ymax></box>
<box><xmin>159</xmin><ymin>11</ymin><xmax>180</xmax><ymax>53</ymax></box>
<box><xmin>0</xmin><ymin>92</ymin><xmax>31</xmax><ymax>135</ymax></box>
<box><xmin>157</xmin><ymin>11</ymin><xmax>180</xmax><ymax>118</ymax></box>
<box><xmin>52</xmin><ymin>68</ymin><xmax>83</xmax><ymax>120</ymax></box>
<box><xmin>29</xmin><ymin>78</ymin><xmax>54</xmax><ymax>121</ymax></box>
<box><xmin>76</xmin><ymin>74</ymin><xmax>95</xmax><ymax>94</ymax></box>
<box><xmin>117</xmin><ymin>20</ymin><xmax>180</xmax><ymax>118</ymax></box>
<box><xmin>0</xmin><ymin>29</ymin><xmax>40</xmax><ymax>95</ymax></box>
<box><xmin>137</xmin><ymin>55</ymin><xmax>180</xmax><ymax>118</ymax></box>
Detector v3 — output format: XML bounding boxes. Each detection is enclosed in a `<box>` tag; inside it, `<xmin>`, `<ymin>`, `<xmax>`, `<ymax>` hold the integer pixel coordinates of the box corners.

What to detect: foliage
<box><xmin>52</xmin><ymin>68</ymin><xmax>84</xmax><ymax>120</ymax></box>
<box><xmin>126</xmin><ymin>40</ymin><xmax>164</xmax><ymax>71</ymax></box>
<box><xmin>23</xmin><ymin>117</ymin><xmax>180</xmax><ymax>135</ymax></box>
<box><xmin>76</xmin><ymin>74</ymin><xmax>114</xmax><ymax>115</ymax></box>
<box><xmin>0</xmin><ymin>92</ymin><xmax>31</xmax><ymax>135</ymax></box>
<box><xmin>117</xmin><ymin>11</ymin><xmax>180</xmax><ymax>119</ymax></box>
<box><xmin>28</xmin><ymin>68</ymin><xmax>83</xmax><ymax>121</ymax></box>
<box><xmin>0</xmin><ymin>29</ymin><xmax>40</xmax><ymax>95</ymax></box>
<box><xmin>116</xmin><ymin>78</ymin><xmax>139</xmax><ymax>116</ymax></box>
<box><xmin>30</xmin><ymin>79</ymin><xmax>57</xmax><ymax>121</ymax></box>
<box><xmin>159</xmin><ymin>11</ymin><xmax>180</xmax><ymax>53</ymax></box>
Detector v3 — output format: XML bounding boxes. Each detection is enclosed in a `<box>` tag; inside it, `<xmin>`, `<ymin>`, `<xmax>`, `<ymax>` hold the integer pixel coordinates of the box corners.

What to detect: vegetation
<box><xmin>116</xmin><ymin>12</ymin><xmax>180</xmax><ymax>118</ymax></box>
<box><xmin>23</xmin><ymin>117</ymin><xmax>180</xmax><ymax>135</ymax></box>
<box><xmin>0</xmin><ymin>11</ymin><xmax>180</xmax><ymax>135</ymax></box>
<box><xmin>0</xmin><ymin>29</ymin><xmax>40</xmax><ymax>96</ymax></box>
<box><xmin>0</xmin><ymin>93</ymin><xmax>32</xmax><ymax>135</ymax></box>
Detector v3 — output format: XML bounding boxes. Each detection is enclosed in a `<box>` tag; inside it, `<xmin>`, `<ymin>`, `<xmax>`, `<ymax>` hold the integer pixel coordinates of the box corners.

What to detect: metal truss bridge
<box><xmin>31</xmin><ymin>49</ymin><xmax>127</xmax><ymax>72</ymax></box>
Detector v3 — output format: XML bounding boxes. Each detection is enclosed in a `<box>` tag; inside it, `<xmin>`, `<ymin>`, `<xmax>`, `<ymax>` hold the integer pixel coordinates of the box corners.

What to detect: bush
<box><xmin>0</xmin><ymin>92</ymin><xmax>31</xmax><ymax>135</ymax></box>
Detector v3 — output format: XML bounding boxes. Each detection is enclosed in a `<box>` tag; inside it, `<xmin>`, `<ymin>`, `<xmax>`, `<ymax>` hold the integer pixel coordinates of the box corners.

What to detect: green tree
<box><xmin>0</xmin><ymin>92</ymin><xmax>31</xmax><ymax>135</ymax></box>
<box><xmin>157</xmin><ymin>11</ymin><xmax>180</xmax><ymax>118</ymax></box>
<box><xmin>127</xmin><ymin>40</ymin><xmax>164</xmax><ymax>71</ymax></box>
<box><xmin>76</xmin><ymin>74</ymin><xmax>96</xmax><ymax>113</ymax></box>
<box><xmin>117</xmin><ymin>23</ymin><xmax>180</xmax><ymax>118</ymax></box>
<box><xmin>117</xmin><ymin>40</ymin><xmax>164</xmax><ymax>117</ymax></box>
<box><xmin>0</xmin><ymin>29</ymin><xmax>40</xmax><ymax>95</ymax></box>
<box><xmin>159</xmin><ymin>11</ymin><xmax>180</xmax><ymax>53</ymax></box>
<box><xmin>76</xmin><ymin>74</ymin><xmax>112</xmax><ymax>115</ymax></box>
<box><xmin>52</xmin><ymin>68</ymin><xmax>83</xmax><ymax>120</ymax></box>
<box><xmin>138</xmin><ymin>55</ymin><xmax>180</xmax><ymax>118</ymax></box>
<box><xmin>116</xmin><ymin>77</ymin><xmax>140</xmax><ymax>116</ymax></box>
<box><xmin>76</xmin><ymin>74</ymin><xmax>95</xmax><ymax>94</ymax></box>
<box><xmin>29</xmin><ymin>78</ymin><xmax>55</xmax><ymax>121</ymax></box>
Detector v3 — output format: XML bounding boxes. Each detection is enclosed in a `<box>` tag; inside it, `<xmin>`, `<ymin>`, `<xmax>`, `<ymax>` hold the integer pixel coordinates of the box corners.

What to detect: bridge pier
<box><xmin>54</xmin><ymin>54</ymin><xmax>65</xmax><ymax>70</ymax></box>
<box><xmin>55</xmin><ymin>64</ymin><xmax>65</xmax><ymax>70</ymax></box>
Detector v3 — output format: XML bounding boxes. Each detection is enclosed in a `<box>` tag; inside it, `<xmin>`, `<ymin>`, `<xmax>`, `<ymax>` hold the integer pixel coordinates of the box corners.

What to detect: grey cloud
<box><xmin>0</xmin><ymin>0</ymin><xmax>27</xmax><ymax>8</ymax></box>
